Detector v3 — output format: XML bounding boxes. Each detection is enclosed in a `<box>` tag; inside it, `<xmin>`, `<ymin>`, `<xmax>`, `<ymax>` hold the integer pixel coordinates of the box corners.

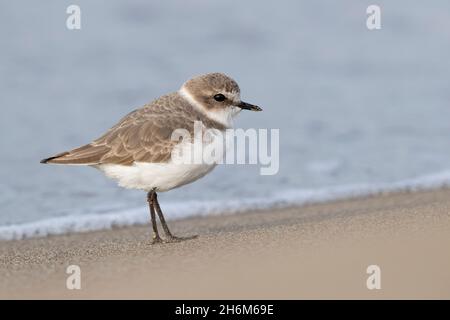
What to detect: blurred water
<box><xmin>1</xmin><ymin>1</ymin><xmax>450</xmax><ymax>233</ymax></box>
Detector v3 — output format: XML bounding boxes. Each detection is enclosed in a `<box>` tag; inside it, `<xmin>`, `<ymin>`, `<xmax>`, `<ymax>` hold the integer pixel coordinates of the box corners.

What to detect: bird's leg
<box><xmin>147</xmin><ymin>190</ymin><xmax>163</xmax><ymax>244</ymax></box>
<box><xmin>152</xmin><ymin>192</ymin><xmax>198</xmax><ymax>243</ymax></box>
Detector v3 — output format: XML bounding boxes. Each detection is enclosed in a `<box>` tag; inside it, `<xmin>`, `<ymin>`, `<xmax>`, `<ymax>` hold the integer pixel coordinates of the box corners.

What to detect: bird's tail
<box><xmin>40</xmin><ymin>144</ymin><xmax>109</xmax><ymax>165</ymax></box>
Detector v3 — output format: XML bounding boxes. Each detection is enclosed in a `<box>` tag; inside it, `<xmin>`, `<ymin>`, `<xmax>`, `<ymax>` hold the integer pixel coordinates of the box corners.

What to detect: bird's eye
<box><xmin>213</xmin><ymin>94</ymin><xmax>226</xmax><ymax>102</ymax></box>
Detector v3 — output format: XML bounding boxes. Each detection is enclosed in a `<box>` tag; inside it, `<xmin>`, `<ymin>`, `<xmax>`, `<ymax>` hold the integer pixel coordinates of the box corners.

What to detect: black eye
<box><xmin>213</xmin><ymin>94</ymin><xmax>226</xmax><ymax>102</ymax></box>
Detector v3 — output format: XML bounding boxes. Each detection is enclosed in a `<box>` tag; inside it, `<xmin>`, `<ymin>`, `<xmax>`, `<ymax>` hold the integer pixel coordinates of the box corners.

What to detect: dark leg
<box><xmin>152</xmin><ymin>191</ymin><xmax>198</xmax><ymax>243</ymax></box>
<box><xmin>147</xmin><ymin>190</ymin><xmax>162</xmax><ymax>244</ymax></box>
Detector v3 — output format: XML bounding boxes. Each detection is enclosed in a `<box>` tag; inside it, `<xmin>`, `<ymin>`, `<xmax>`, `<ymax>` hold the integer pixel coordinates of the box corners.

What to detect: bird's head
<box><xmin>180</xmin><ymin>72</ymin><xmax>261</xmax><ymax>127</ymax></box>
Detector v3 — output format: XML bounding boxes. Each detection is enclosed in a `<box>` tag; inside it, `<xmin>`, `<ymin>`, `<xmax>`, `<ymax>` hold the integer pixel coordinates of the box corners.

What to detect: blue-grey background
<box><xmin>1</xmin><ymin>1</ymin><xmax>449</xmax><ymax>228</ymax></box>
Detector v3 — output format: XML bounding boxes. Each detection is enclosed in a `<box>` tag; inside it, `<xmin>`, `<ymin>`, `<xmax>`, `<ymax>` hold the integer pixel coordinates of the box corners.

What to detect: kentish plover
<box><xmin>41</xmin><ymin>73</ymin><xmax>262</xmax><ymax>243</ymax></box>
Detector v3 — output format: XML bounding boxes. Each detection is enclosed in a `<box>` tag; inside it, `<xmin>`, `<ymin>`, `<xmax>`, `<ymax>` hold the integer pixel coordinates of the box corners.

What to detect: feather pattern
<box><xmin>41</xmin><ymin>92</ymin><xmax>226</xmax><ymax>166</ymax></box>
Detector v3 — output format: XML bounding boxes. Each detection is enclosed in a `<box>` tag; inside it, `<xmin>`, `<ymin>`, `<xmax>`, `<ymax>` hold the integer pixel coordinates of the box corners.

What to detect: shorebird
<box><xmin>41</xmin><ymin>73</ymin><xmax>262</xmax><ymax>243</ymax></box>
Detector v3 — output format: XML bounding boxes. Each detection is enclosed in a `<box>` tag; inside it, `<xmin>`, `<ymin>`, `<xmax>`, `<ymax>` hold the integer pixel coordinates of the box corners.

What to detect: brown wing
<box><xmin>41</xmin><ymin>93</ymin><xmax>198</xmax><ymax>166</ymax></box>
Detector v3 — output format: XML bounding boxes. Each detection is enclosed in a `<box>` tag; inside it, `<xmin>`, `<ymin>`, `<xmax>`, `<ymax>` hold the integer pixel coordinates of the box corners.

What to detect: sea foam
<box><xmin>1</xmin><ymin>170</ymin><xmax>450</xmax><ymax>241</ymax></box>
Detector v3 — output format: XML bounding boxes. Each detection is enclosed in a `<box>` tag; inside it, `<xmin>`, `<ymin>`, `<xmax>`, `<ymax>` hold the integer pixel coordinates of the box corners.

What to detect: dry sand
<box><xmin>1</xmin><ymin>188</ymin><xmax>450</xmax><ymax>299</ymax></box>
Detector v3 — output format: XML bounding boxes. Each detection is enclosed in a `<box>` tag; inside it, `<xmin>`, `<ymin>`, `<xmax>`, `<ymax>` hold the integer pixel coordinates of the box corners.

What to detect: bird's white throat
<box><xmin>179</xmin><ymin>86</ymin><xmax>240</xmax><ymax>128</ymax></box>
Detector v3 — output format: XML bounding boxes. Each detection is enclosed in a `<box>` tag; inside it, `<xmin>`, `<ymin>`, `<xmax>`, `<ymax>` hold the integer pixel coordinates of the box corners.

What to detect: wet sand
<box><xmin>1</xmin><ymin>188</ymin><xmax>450</xmax><ymax>299</ymax></box>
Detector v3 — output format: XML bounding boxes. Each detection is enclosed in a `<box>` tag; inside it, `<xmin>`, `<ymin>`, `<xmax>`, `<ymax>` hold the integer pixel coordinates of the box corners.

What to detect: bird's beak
<box><xmin>237</xmin><ymin>101</ymin><xmax>262</xmax><ymax>111</ymax></box>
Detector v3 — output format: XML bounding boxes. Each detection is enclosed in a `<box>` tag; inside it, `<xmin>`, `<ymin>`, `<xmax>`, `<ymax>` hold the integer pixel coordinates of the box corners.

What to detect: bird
<box><xmin>40</xmin><ymin>73</ymin><xmax>262</xmax><ymax>243</ymax></box>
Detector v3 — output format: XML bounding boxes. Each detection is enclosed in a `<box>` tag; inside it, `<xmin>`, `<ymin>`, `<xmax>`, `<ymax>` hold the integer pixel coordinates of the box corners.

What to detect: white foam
<box><xmin>2</xmin><ymin>170</ymin><xmax>450</xmax><ymax>241</ymax></box>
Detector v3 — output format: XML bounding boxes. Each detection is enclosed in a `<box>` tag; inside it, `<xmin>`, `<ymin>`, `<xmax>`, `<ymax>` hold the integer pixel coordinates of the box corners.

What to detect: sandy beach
<box><xmin>1</xmin><ymin>188</ymin><xmax>450</xmax><ymax>299</ymax></box>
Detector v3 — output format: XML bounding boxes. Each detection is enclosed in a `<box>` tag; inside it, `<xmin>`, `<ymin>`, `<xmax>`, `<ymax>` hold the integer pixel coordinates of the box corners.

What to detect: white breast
<box><xmin>96</xmin><ymin>129</ymin><xmax>224</xmax><ymax>192</ymax></box>
<box><xmin>97</xmin><ymin>161</ymin><xmax>216</xmax><ymax>192</ymax></box>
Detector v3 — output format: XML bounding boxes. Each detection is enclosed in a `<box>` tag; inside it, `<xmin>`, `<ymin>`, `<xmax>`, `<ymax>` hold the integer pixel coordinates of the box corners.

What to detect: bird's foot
<box><xmin>150</xmin><ymin>235</ymin><xmax>164</xmax><ymax>245</ymax></box>
<box><xmin>163</xmin><ymin>234</ymin><xmax>198</xmax><ymax>243</ymax></box>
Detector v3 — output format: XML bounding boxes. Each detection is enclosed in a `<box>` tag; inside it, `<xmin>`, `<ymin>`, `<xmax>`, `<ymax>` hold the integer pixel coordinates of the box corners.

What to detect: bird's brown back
<box><xmin>41</xmin><ymin>92</ymin><xmax>226</xmax><ymax>165</ymax></box>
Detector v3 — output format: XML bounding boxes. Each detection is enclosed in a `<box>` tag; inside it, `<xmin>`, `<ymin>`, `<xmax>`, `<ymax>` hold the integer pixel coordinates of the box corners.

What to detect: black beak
<box><xmin>237</xmin><ymin>101</ymin><xmax>262</xmax><ymax>111</ymax></box>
